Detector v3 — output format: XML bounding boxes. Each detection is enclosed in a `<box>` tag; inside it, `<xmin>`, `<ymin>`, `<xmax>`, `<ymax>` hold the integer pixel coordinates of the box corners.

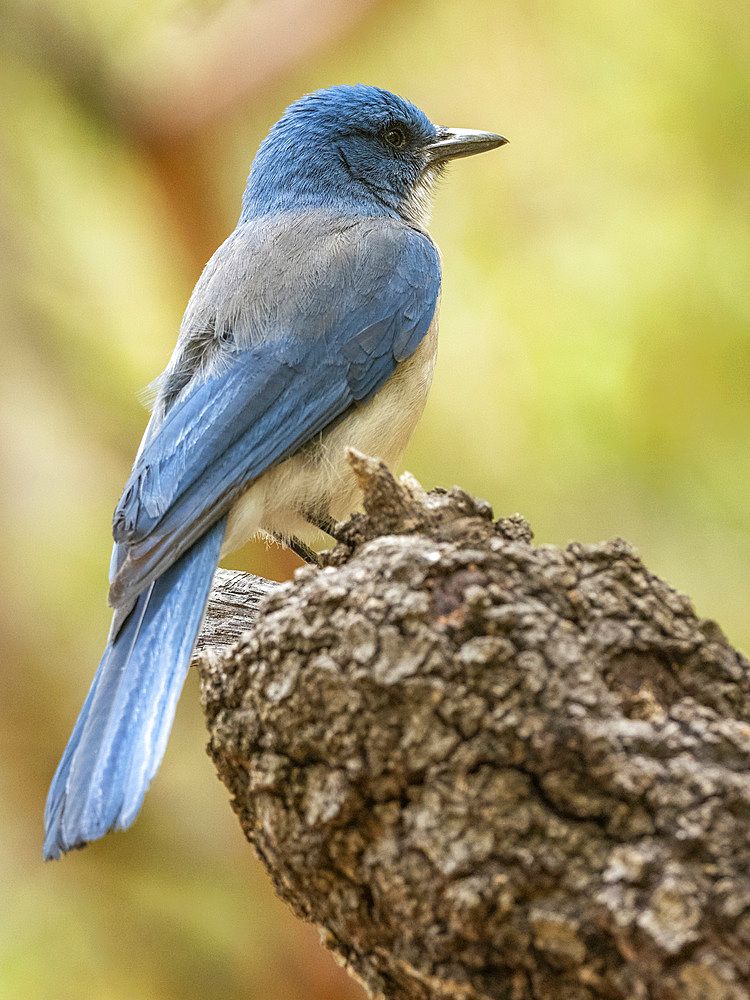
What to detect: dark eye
<box><xmin>383</xmin><ymin>125</ymin><xmax>407</xmax><ymax>150</ymax></box>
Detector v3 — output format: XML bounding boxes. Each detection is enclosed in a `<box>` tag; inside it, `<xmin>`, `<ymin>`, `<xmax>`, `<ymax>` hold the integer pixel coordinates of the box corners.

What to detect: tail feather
<box><xmin>43</xmin><ymin>519</ymin><xmax>225</xmax><ymax>860</ymax></box>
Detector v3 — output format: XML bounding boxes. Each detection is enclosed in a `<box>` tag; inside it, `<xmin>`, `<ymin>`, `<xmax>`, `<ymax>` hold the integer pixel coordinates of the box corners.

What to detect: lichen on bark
<box><xmin>197</xmin><ymin>452</ymin><xmax>750</xmax><ymax>1000</ymax></box>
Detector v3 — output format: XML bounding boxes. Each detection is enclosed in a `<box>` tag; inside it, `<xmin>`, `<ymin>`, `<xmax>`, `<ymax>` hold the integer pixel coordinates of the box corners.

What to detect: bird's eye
<box><xmin>383</xmin><ymin>125</ymin><xmax>407</xmax><ymax>150</ymax></box>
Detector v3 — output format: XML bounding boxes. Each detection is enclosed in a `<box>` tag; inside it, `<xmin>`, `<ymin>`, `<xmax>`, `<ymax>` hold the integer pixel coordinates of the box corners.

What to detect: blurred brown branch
<box><xmin>197</xmin><ymin>453</ymin><xmax>750</xmax><ymax>1000</ymax></box>
<box><xmin>9</xmin><ymin>0</ymin><xmax>381</xmax><ymax>264</ymax></box>
<box><xmin>14</xmin><ymin>0</ymin><xmax>379</xmax><ymax>139</ymax></box>
<box><xmin>120</xmin><ymin>0</ymin><xmax>380</xmax><ymax>139</ymax></box>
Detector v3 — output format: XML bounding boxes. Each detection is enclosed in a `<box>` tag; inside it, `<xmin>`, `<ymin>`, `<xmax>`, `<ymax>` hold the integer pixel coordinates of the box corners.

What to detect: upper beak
<box><xmin>425</xmin><ymin>127</ymin><xmax>508</xmax><ymax>164</ymax></box>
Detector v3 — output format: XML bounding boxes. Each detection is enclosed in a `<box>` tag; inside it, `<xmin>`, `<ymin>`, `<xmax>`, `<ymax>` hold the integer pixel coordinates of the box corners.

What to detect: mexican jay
<box><xmin>44</xmin><ymin>84</ymin><xmax>506</xmax><ymax>859</ymax></box>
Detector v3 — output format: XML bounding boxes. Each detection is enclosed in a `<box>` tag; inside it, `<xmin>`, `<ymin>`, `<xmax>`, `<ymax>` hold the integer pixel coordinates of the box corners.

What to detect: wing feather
<box><xmin>109</xmin><ymin>223</ymin><xmax>440</xmax><ymax>609</ymax></box>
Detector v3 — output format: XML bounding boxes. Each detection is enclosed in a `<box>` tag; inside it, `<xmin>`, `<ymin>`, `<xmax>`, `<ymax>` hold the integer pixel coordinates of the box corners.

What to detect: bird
<box><xmin>43</xmin><ymin>84</ymin><xmax>506</xmax><ymax>860</ymax></box>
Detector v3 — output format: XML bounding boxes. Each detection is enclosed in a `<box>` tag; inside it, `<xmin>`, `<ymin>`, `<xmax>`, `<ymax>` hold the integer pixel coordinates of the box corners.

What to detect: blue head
<box><xmin>240</xmin><ymin>84</ymin><xmax>506</xmax><ymax>225</ymax></box>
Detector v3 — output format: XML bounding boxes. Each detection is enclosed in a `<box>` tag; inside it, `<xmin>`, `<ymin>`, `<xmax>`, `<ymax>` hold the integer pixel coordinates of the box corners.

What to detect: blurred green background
<box><xmin>2</xmin><ymin>0</ymin><xmax>748</xmax><ymax>997</ymax></box>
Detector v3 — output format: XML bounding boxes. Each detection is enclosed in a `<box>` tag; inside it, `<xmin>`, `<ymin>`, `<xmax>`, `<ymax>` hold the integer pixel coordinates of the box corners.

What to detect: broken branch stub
<box><xmin>197</xmin><ymin>452</ymin><xmax>750</xmax><ymax>1000</ymax></box>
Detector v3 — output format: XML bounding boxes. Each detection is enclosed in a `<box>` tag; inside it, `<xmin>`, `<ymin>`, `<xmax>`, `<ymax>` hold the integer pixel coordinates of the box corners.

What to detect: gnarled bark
<box><xmin>196</xmin><ymin>452</ymin><xmax>750</xmax><ymax>1000</ymax></box>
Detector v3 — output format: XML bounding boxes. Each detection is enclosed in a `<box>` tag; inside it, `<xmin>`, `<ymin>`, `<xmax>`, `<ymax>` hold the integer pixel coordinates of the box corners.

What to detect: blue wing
<box><xmin>110</xmin><ymin>224</ymin><xmax>441</xmax><ymax>610</ymax></box>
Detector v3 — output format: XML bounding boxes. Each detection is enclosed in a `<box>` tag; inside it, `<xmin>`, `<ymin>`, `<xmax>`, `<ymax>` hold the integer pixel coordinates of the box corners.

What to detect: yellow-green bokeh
<box><xmin>2</xmin><ymin>1</ymin><xmax>748</xmax><ymax>997</ymax></box>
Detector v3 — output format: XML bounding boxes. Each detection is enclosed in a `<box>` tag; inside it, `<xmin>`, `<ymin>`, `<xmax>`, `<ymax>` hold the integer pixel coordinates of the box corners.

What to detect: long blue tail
<box><xmin>43</xmin><ymin>519</ymin><xmax>225</xmax><ymax>860</ymax></box>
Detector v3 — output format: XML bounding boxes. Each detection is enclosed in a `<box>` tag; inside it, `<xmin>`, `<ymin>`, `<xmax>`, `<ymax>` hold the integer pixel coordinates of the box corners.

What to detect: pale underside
<box><xmin>222</xmin><ymin>310</ymin><xmax>439</xmax><ymax>553</ymax></box>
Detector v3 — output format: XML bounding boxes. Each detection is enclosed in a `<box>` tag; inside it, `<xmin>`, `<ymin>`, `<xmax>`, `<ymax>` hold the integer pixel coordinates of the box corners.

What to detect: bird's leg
<box><xmin>304</xmin><ymin>510</ymin><xmax>343</xmax><ymax>540</ymax></box>
<box><xmin>274</xmin><ymin>533</ymin><xmax>321</xmax><ymax>566</ymax></box>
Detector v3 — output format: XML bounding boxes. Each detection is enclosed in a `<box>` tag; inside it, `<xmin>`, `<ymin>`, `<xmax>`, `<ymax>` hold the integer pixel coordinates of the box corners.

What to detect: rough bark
<box><xmin>196</xmin><ymin>452</ymin><xmax>750</xmax><ymax>1000</ymax></box>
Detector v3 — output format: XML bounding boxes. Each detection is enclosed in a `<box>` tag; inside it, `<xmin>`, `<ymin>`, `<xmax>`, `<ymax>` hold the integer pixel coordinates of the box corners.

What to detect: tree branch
<box><xmin>196</xmin><ymin>567</ymin><xmax>279</xmax><ymax>652</ymax></box>
<box><xmin>196</xmin><ymin>452</ymin><xmax>750</xmax><ymax>1000</ymax></box>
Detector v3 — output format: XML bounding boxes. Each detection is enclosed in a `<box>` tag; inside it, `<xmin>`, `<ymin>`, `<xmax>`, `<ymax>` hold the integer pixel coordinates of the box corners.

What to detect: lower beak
<box><xmin>425</xmin><ymin>128</ymin><xmax>508</xmax><ymax>164</ymax></box>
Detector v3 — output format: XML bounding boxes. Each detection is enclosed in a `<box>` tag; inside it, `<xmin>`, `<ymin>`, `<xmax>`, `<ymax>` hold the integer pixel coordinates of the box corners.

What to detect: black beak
<box><xmin>425</xmin><ymin>128</ymin><xmax>508</xmax><ymax>165</ymax></box>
